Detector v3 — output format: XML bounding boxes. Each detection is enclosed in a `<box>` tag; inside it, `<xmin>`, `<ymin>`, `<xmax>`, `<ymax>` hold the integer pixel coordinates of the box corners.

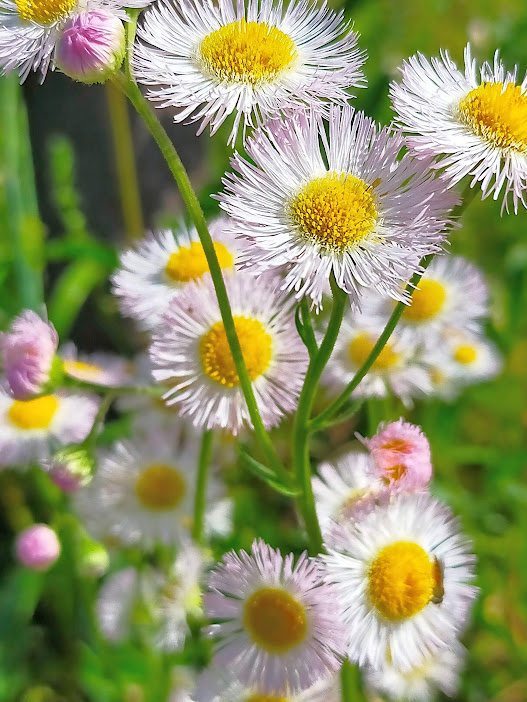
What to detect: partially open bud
<box><xmin>1</xmin><ymin>310</ymin><xmax>59</xmax><ymax>400</ymax></box>
<box><xmin>47</xmin><ymin>445</ymin><xmax>95</xmax><ymax>492</ymax></box>
<box><xmin>55</xmin><ymin>10</ymin><xmax>126</xmax><ymax>84</ymax></box>
<box><xmin>15</xmin><ymin>524</ymin><xmax>61</xmax><ymax>571</ymax></box>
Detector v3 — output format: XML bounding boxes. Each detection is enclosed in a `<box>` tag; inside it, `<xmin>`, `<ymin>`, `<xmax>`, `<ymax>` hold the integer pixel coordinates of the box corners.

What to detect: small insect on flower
<box><xmin>219</xmin><ymin>105</ymin><xmax>457</xmax><ymax>308</ymax></box>
<box><xmin>324</xmin><ymin>492</ymin><xmax>477</xmax><ymax>673</ymax></box>
<box><xmin>390</xmin><ymin>43</ymin><xmax>527</xmax><ymax>212</ymax></box>
<box><xmin>149</xmin><ymin>272</ymin><xmax>308</xmax><ymax>434</ymax></box>
<box><xmin>112</xmin><ymin>218</ymin><xmax>238</xmax><ymax>330</ymax></box>
<box><xmin>132</xmin><ymin>0</ymin><xmax>366</xmax><ymax>145</ymax></box>
<box><xmin>204</xmin><ymin>540</ymin><xmax>347</xmax><ymax>694</ymax></box>
<box><xmin>0</xmin><ymin>0</ymin><xmax>148</xmax><ymax>82</ymax></box>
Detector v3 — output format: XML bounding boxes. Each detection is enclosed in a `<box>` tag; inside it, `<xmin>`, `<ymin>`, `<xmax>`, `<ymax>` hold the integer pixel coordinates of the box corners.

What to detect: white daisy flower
<box><xmin>390</xmin><ymin>43</ymin><xmax>527</xmax><ymax>212</ymax></box>
<box><xmin>0</xmin><ymin>390</ymin><xmax>98</xmax><ymax>467</ymax></box>
<box><xmin>364</xmin><ymin>641</ymin><xmax>466</xmax><ymax>701</ymax></box>
<box><xmin>96</xmin><ymin>566</ymin><xmax>140</xmax><ymax>642</ymax></box>
<box><xmin>76</xmin><ymin>429</ymin><xmax>231</xmax><ymax>547</ymax></box>
<box><xmin>133</xmin><ymin>0</ymin><xmax>366</xmax><ymax>145</ymax></box>
<box><xmin>205</xmin><ymin>539</ymin><xmax>347</xmax><ymax>694</ymax></box>
<box><xmin>0</xmin><ymin>0</ymin><xmax>148</xmax><ymax>82</ymax></box>
<box><xmin>219</xmin><ymin>105</ymin><xmax>457</xmax><ymax>308</ymax></box>
<box><xmin>360</xmin><ymin>255</ymin><xmax>489</xmax><ymax>344</ymax></box>
<box><xmin>323</xmin><ymin>492</ymin><xmax>477</xmax><ymax>673</ymax></box>
<box><xmin>60</xmin><ymin>343</ymin><xmax>133</xmax><ymax>387</ymax></box>
<box><xmin>195</xmin><ymin>672</ymin><xmax>341</xmax><ymax>702</ymax></box>
<box><xmin>149</xmin><ymin>272</ymin><xmax>308</xmax><ymax>435</ymax></box>
<box><xmin>323</xmin><ymin>313</ymin><xmax>432</xmax><ymax>405</ymax></box>
<box><xmin>312</xmin><ymin>450</ymin><xmax>383</xmax><ymax>535</ymax></box>
<box><xmin>112</xmin><ymin>217</ymin><xmax>239</xmax><ymax>331</ymax></box>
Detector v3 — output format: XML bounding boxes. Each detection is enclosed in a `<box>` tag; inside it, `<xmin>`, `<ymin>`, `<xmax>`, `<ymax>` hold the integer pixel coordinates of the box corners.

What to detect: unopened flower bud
<box><xmin>47</xmin><ymin>445</ymin><xmax>95</xmax><ymax>492</ymax></box>
<box><xmin>78</xmin><ymin>532</ymin><xmax>110</xmax><ymax>577</ymax></box>
<box><xmin>1</xmin><ymin>310</ymin><xmax>59</xmax><ymax>400</ymax></box>
<box><xmin>15</xmin><ymin>524</ymin><xmax>61</xmax><ymax>571</ymax></box>
<box><xmin>56</xmin><ymin>11</ymin><xmax>126</xmax><ymax>85</ymax></box>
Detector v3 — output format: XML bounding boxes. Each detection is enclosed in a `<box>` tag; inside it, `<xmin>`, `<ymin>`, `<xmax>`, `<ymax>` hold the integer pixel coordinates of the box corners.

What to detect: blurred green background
<box><xmin>1</xmin><ymin>0</ymin><xmax>527</xmax><ymax>700</ymax></box>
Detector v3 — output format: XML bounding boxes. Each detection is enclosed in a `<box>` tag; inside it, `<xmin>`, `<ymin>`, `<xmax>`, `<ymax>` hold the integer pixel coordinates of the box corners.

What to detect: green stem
<box><xmin>292</xmin><ymin>276</ymin><xmax>348</xmax><ymax>555</ymax></box>
<box><xmin>192</xmin><ymin>430</ymin><xmax>214</xmax><ymax>544</ymax></box>
<box><xmin>63</xmin><ymin>376</ymin><xmax>162</xmax><ymax>397</ymax></box>
<box><xmin>309</xmin><ymin>399</ymin><xmax>363</xmax><ymax>434</ymax></box>
<box><xmin>112</xmin><ymin>72</ymin><xmax>285</xmax><ymax>479</ymax></box>
<box><xmin>85</xmin><ymin>391</ymin><xmax>116</xmax><ymax>449</ymax></box>
<box><xmin>340</xmin><ymin>659</ymin><xmax>366</xmax><ymax>702</ymax></box>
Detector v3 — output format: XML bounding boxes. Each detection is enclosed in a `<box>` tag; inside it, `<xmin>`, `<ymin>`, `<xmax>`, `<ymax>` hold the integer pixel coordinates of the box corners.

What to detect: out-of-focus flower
<box><xmin>195</xmin><ymin>672</ymin><xmax>341</xmax><ymax>702</ymax></box>
<box><xmin>1</xmin><ymin>310</ymin><xmax>59</xmax><ymax>400</ymax></box>
<box><xmin>219</xmin><ymin>105</ymin><xmax>457</xmax><ymax>308</ymax></box>
<box><xmin>324</xmin><ymin>492</ymin><xmax>477</xmax><ymax>673</ymax></box>
<box><xmin>133</xmin><ymin>0</ymin><xmax>366</xmax><ymax>145</ymax></box>
<box><xmin>15</xmin><ymin>523</ymin><xmax>61</xmax><ymax>570</ymax></box>
<box><xmin>96</xmin><ymin>567</ymin><xmax>140</xmax><ymax>641</ymax></box>
<box><xmin>45</xmin><ymin>444</ymin><xmax>95</xmax><ymax>492</ymax></box>
<box><xmin>60</xmin><ymin>343</ymin><xmax>133</xmax><ymax>387</ymax></box>
<box><xmin>390</xmin><ymin>44</ymin><xmax>527</xmax><ymax>212</ymax></box>
<box><xmin>204</xmin><ymin>539</ymin><xmax>347</xmax><ymax>694</ymax></box>
<box><xmin>149</xmin><ymin>272</ymin><xmax>308</xmax><ymax>435</ymax></box>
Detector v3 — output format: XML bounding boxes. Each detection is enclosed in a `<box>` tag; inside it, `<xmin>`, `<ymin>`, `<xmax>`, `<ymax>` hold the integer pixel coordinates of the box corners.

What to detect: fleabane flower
<box><xmin>60</xmin><ymin>343</ymin><xmax>133</xmax><ymax>387</ymax></box>
<box><xmin>219</xmin><ymin>105</ymin><xmax>457</xmax><ymax>308</ymax></box>
<box><xmin>0</xmin><ymin>0</ymin><xmax>148</xmax><ymax>82</ymax></box>
<box><xmin>149</xmin><ymin>273</ymin><xmax>308</xmax><ymax>434</ymax></box>
<box><xmin>323</xmin><ymin>313</ymin><xmax>432</xmax><ymax>406</ymax></box>
<box><xmin>362</xmin><ymin>419</ymin><xmax>432</xmax><ymax>491</ymax></box>
<box><xmin>361</xmin><ymin>255</ymin><xmax>489</xmax><ymax>344</ymax></box>
<box><xmin>1</xmin><ymin>310</ymin><xmax>59</xmax><ymax>400</ymax></box>
<box><xmin>364</xmin><ymin>642</ymin><xmax>466</xmax><ymax>702</ymax></box>
<box><xmin>324</xmin><ymin>492</ymin><xmax>477</xmax><ymax>673</ymax></box>
<box><xmin>390</xmin><ymin>44</ymin><xmax>527</xmax><ymax>212</ymax></box>
<box><xmin>205</xmin><ymin>540</ymin><xmax>347</xmax><ymax>694</ymax></box>
<box><xmin>133</xmin><ymin>0</ymin><xmax>366</xmax><ymax>145</ymax></box>
<box><xmin>112</xmin><ymin>218</ymin><xmax>238</xmax><ymax>330</ymax></box>
<box><xmin>0</xmin><ymin>390</ymin><xmax>99</xmax><ymax>467</ymax></box>
<box><xmin>195</xmin><ymin>673</ymin><xmax>341</xmax><ymax>702</ymax></box>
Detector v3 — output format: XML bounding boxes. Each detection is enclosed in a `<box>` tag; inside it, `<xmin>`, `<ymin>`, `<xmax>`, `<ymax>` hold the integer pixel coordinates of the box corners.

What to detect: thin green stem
<box><xmin>309</xmin><ymin>399</ymin><xmax>363</xmax><ymax>434</ymax></box>
<box><xmin>192</xmin><ymin>430</ymin><xmax>214</xmax><ymax>544</ymax></box>
<box><xmin>292</xmin><ymin>276</ymin><xmax>348</xmax><ymax>555</ymax></box>
<box><xmin>85</xmin><ymin>391</ymin><xmax>116</xmax><ymax>449</ymax></box>
<box><xmin>112</xmin><ymin>72</ymin><xmax>285</xmax><ymax>480</ymax></box>
<box><xmin>63</xmin><ymin>376</ymin><xmax>162</xmax><ymax>397</ymax></box>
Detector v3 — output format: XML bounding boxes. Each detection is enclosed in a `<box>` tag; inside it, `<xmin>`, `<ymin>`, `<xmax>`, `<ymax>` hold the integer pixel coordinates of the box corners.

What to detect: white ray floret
<box><xmin>195</xmin><ymin>672</ymin><xmax>341</xmax><ymax>702</ymax></box>
<box><xmin>219</xmin><ymin>105</ymin><xmax>457</xmax><ymax>308</ymax></box>
<box><xmin>133</xmin><ymin>0</ymin><xmax>366</xmax><ymax>145</ymax></box>
<box><xmin>390</xmin><ymin>43</ymin><xmax>527</xmax><ymax>212</ymax></box>
<box><xmin>324</xmin><ymin>492</ymin><xmax>477</xmax><ymax>673</ymax></box>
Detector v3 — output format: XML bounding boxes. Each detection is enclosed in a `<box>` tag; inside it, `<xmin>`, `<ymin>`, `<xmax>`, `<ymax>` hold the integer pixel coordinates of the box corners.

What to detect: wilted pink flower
<box><xmin>55</xmin><ymin>10</ymin><xmax>126</xmax><ymax>84</ymax></box>
<box><xmin>363</xmin><ymin>419</ymin><xmax>432</xmax><ymax>490</ymax></box>
<box><xmin>15</xmin><ymin>524</ymin><xmax>61</xmax><ymax>571</ymax></box>
<box><xmin>1</xmin><ymin>310</ymin><xmax>58</xmax><ymax>400</ymax></box>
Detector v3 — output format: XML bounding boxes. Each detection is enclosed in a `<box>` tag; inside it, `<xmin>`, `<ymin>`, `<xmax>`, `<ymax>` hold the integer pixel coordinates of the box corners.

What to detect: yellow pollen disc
<box><xmin>384</xmin><ymin>464</ymin><xmax>407</xmax><ymax>482</ymax></box>
<box><xmin>135</xmin><ymin>463</ymin><xmax>186</xmax><ymax>510</ymax></box>
<box><xmin>199</xmin><ymin>19</ymin><xmax>297</xmax><ymax>86</ymax></box>
<box><xmin>8</xmin><ymin>395</ymin><xmax>59</xmax><ymax>430</ymax></box>
<box><xmin>165</xmin><ymin>242</ymin><xmax>233</xmax><ymax>283</ymax></box>
<box><xmin>348</xmin><ymin>332</ymin><xmax>399</xmax><ymax>371</ymax></box>
<box><xmin>454</xmin><ymin>345</ymin><xmax>477</xmax><ymax>364</ymax></box>
<box><xmin>16</xmin><ymin>0</ymin><xmax>75</xmax><ymax>24</ymax></box>
<box><xmin>63</xmin><ymin>359</ymin><xmax>103</xmax><ymax>381</ymax></box>
<box><xmin>247</xmin><ymin>696</ymin><xmax>289</xmax><ymax>702</ymax></box>
<box><xmin>368</xmin><ymin>541</ymin><xmax>436</xmax><ymax>621</ymax></box>
<box><xmin>200</xmin><ymin>316</ymin><xmax>272</xmax><ymax>388</ymax></box>
<box><xmin>459</xmin><ymin>82</ymin><xmax>527</xmax><ymax>152</ymax></box>
<box><xmin>402</xmin><ymin>279</ymin><xmax>446</xmax><ymax>322</ymax></box>
<box><xmin>289</xmin><ymin>172</ymin><xmax>378</xmax><ymax>252</ymax></box>
<box><xmin>243</xmin><ymin>587</ymin><xmax>307</xmax><ymax>653</ymax></box>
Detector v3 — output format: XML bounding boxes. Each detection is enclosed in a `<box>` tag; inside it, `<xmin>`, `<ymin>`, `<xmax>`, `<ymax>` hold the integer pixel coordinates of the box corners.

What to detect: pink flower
<box><xmin>363</xmin><ymin>419</ymin><xmax>432</xmax><ymax>490</ymax></box>
<box><xmin>15</xmin><ymin>524</ymin><xmax>61</xmax><ymax>571</ymax></box>
<box><xmin>1</xmin><ymin>310</ymin><xmax>58</xmax><ymax>400</ymax></box>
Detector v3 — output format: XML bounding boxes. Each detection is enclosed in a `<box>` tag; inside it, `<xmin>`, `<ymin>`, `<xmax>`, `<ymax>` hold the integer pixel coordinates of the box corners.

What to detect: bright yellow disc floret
<box><xmin>135</xmin><ymin>463</ymin><xmax>186</xmax><ymax>510</ymax></box>
<box><xmin>402</xmin><ymin>279</ymin><xmax>447</xmax><ymax>322</ymax></box>
<box><xmin>243</xmin><ymin>587</ymin><xmax>307</xmax><ymax>653</ymax></box>
<box><xmin>348</xmin><ymin>332</ymin><xmax>400</xmax><ymax>370</ymax></box>
<box><xmin>8</xmin><ymin>395</ymin><xmax>59</xmax><ymax>430</ymax></box>
<box><xmin>454</xmin><ymin>345</ymin><xmax>477</xmax><ymax>364</ymax></box>
<box><xmin>16</xmin><ymin>0</ymin><xmax>76</xmax><ymax>24</ymax></box>
<box><xmin>165</xmin><ymin>242</ymin><xmax>233</xmax><ymax>283</ymax></box>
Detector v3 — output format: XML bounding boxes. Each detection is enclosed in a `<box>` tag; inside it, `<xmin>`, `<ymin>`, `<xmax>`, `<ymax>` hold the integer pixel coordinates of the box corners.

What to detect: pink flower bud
<box><xmin>15</xmin><ymin>524</ymin><xmax>61</xmax><ymax>571</ymax></box>
<box><xmin>1</xmin><ymin>310</ymin><xmax>58</xmax><ymax>400</ymax></box>
<box><xmin>363</xmin><ymin>419</ymin><xmax>433</xmax><ymax>491</ymax></box>
<box><xmin>47</xmin><ymin>446</ymin><xmax>95</xmax><ymax>493</ymax></box>
<box><xmin>55</xmin><ymin>10</ymin><xmax>126</xmax><ymax>84</ymax></box>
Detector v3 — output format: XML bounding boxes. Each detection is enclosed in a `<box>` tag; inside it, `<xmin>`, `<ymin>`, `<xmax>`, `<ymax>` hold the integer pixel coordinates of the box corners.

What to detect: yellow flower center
<box><xmin>199</xmin><ymin>19</ymin><xmax>297</xmax><ymax>86</ymax></box>
<box><xmin>348</xmin><ymin>332</ymin><xmax>400</xmax><ymax>370</ymax></box>
<box><xmin>165</xmin><ymin>242</ymin><xmax>234</xmax><ymax>283</ymax></box>
<box><xmin>458</xmin><ymin>82</ymin><xmax>527</xmax><ymax>152</ymax></box>
<box><xmin>199</xmin><ymin>316</ymin><xmax>272</xmax><ymax>388</ymax></box>
<box><xmin>289</xmin><ymin>172</ymin><xmax>378</xmax><ymax>252</ymax></box>
<box><xmin>454</xmin><ymin>345</ymin><xmax>477</xmax><ymax>364</ymax></box>
<box><xmin>381</xmin><ymin>438</ymin><xmax>410</xmax><ymax>452</ymax></box>
<box><xmin>135</xmin><ymin>463</ymin><xmax>186</xmax><ymax>510</ymax></box>
<box><xmin>8</xmin><ymin>395</ymin><xmax>59</xmax><ymax>430</ymax></box>
<box><xmin>402</xmin><ymin>279</ymin><xmax>446</xmax><ymax>323</ymax></box>
<box><xmin>368</xmin><ymin>541</ymin><xmax>437</xmax><ymax>621</ymax></box>
<box><xmin>243</xmin><ymin>587</ymin><xmax>307</xmax><ymax>653</ymax></box>
<box><xmin>384</xmin><ymin>464</ymin><xmax>407</xmax><ymax>482</ymax></box>
<box><xmin>16</xmin><ymin>0</ymin><xmax>76</xmax><ymax>24</ymax></box>
<box><xmin>247</xmin><ymin>696</ymin><xmax>289</xmax><ymax>702</ymax></box>
<box><xmin>63</xmin><ymin>359</ymin><xmax>103</xmax><ymax>381</ymax></box>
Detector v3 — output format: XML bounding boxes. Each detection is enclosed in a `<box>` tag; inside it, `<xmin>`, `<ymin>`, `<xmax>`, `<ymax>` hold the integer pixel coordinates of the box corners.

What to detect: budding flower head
<box><xmin>47</xmin><ymin>445</ymin><xmax>96</xmax><ymax>492</ymax></box>
<box><xmin>1</xmin><ymin>310</ymin><xmax>59</xmax><ymax>400</ymax></box>
<box><xmin>55</xmin><ymin>11</ymin><xmax>126</xmax><ymax>85</ymax></box>
<box><xmin>77</xmin><ymin>531</ymin><xmax>110</xmax><ymax>577</ymax></box>
<box><xmin>15</xmin><ymin>524</ymin><xmax>61</xmax><ymax>571</ymax></box>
